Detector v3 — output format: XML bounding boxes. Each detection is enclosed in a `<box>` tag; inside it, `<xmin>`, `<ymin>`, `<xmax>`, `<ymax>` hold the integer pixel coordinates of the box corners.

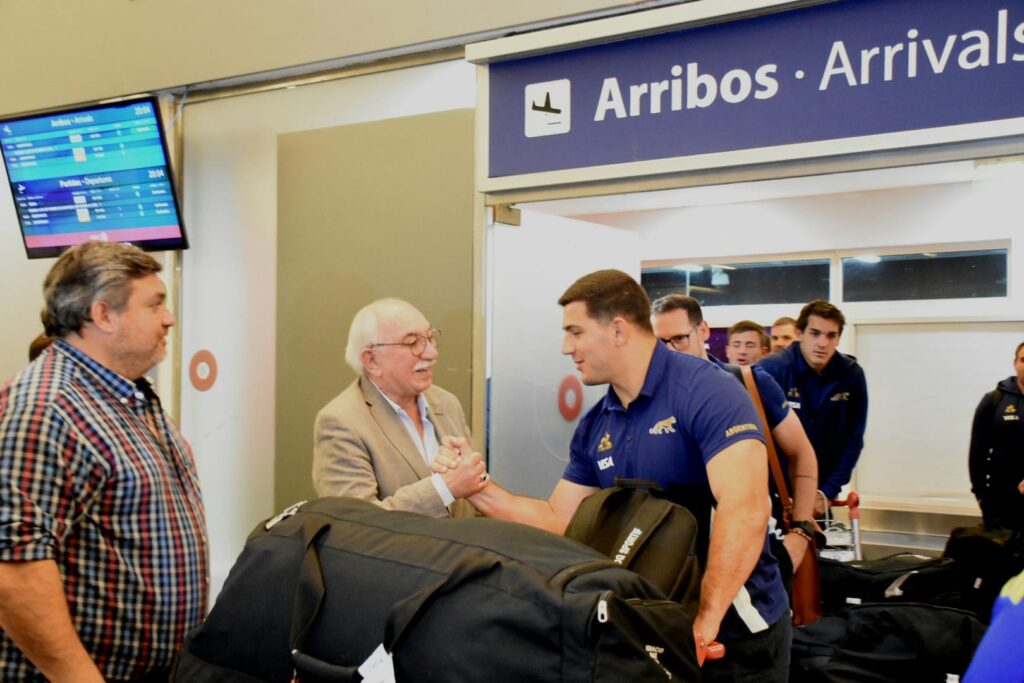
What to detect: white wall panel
<box><xmin>487</xmin><ymin>210</ymin><xmax>640</xmax><ymax>498</ymax></box>
<box><xmin>854</xmin><ymin>322</ymin><xmax>1024</xmax><ymax>513</ymax></box>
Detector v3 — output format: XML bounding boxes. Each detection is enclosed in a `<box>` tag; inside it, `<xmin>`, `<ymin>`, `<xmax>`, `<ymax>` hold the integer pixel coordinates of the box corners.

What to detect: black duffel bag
<box><xmin>172</xmin><ymin>497</ymin><xmax>700</xmax><ymax>682</ymax></box>
<box><xmin>791</xmin><ymin>602</ymin><xmax>985</xmax><ymax>683</ymax></box>
<box><xmin>819</xmin><ymin>553</ymin><xmax>959</xmax><ymax>613</ymax></box>
<box><xmin>943</xmin><ymin>524</ymin><xmax>1024</xmax><ymax>622</ymax></box>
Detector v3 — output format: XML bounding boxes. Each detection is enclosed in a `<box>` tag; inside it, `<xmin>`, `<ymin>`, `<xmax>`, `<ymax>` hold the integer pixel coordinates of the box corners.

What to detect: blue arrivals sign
<box><xmin>487</xmin><ymin>0</ymin><xmax>1024</xmax><ymax>178</ymax></box>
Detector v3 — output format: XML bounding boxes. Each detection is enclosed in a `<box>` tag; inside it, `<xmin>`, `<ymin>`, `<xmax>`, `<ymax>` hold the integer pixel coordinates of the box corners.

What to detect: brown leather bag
<box><xmin>740</xmin><ymin>366</ymin><xmax>823</xmax><ymax>626</ymax></box>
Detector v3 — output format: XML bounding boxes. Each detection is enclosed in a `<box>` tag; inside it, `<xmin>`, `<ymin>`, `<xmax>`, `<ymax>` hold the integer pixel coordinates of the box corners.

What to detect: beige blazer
<box><xmin>312</xmin><ymin>376</ymin><xmax>475</xmax><ymax>518</ymax></box>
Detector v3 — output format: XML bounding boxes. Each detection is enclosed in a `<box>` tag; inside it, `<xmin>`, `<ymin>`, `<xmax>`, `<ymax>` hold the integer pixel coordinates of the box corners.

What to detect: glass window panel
<box><xmin>642</xmin><ymin>259</ymin><xmax>829</xmax><ymax>306</ymax></box>
<box><xmin>842</xmin><ymin>249</ymin><xmax>1007</xmax><ymax>302</ymax></box>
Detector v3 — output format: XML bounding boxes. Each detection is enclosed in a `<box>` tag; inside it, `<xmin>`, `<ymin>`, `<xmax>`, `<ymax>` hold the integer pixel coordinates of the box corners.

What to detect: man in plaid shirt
<box><xmin>0</xmin><ymin>242</ymin><xmax>207</xmax><ymax>682</ymax></box>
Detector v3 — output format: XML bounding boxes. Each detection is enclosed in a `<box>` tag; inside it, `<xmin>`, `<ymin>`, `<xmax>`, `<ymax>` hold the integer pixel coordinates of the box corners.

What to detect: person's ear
<box><xmin>89</xmin><ymin>300</ymin><xmax>118</xmax><ymax>334</ymax></box>
<box><xmin>611</xmin><ymin>316</ymin><xmax>630</xmax><ymax>346</ymax></box>
<box><xmin>361</xmin><ymin>348</ymin><xmax>381</xmax><ymax>377</ymax></box>
<box><xmin>698</xmin><ymin>320</ymin><xmax>711</xmax><ymax>344</ymax></box>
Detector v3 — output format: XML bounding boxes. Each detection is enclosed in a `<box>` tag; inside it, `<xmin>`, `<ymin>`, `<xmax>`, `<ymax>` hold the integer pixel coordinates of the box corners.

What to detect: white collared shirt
<box><xmin>370</xmin><ymin>381</ymin><xmax>455</xmax><ymax>507</ymax></box>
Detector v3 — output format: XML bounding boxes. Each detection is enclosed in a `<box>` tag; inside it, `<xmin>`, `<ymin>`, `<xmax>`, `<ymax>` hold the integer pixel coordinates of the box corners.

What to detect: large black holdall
<box><xmin>172</xmin><ymin>497</ymin><xmax>700</xmax><ymax>682</ymax></box>
<box><xmin>563</xmin><ymin>478</ymin><xmax>702</xmax><ymax>616</ymax></box>
<box><xmin>791</xmin><ymin>602</ymin><xmax>986</xmax><ymax>682</ymax></box>
<box><xmin>818</xmin><ymin>553</ymin><xmax>959</xmax><ymax>613</ymax></box>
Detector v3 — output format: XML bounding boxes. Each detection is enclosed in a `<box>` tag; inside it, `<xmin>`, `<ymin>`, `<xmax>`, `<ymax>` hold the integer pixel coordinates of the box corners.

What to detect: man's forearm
<box><xmin>790</xmin><ymin>458</ymin><xmax>818</xmax><ymax>521</ymax></box>
<box><xmin>469</xmin><ymin>482</ymin><xmax>568</xmax><ymax>535</ymax></box>
<box><xmin>694</xmin><ymin>504</ymin><xmax>768</xmax><ymax>641</ymax></box>
<box><xmin>0</xmin><ymin>559</ymin><xmax>104</xmax><ymax>682</ymax></box>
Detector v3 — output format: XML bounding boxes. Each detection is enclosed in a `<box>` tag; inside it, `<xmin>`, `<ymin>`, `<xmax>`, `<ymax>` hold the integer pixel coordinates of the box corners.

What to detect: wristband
<box><xmin>789</xmin><ymin>520</ymin><xmax>825</xmax><ymax>549</ymax></box>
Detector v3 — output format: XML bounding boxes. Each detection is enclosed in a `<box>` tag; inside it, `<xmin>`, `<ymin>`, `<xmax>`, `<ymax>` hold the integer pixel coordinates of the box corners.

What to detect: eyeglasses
<box><xmin>370</xmin><ymin>328</ymin><xmax>441</xmax><ymax>357</ymax></box>
<box><xmin>659</xmin><ymin>331</ymin><xmax>694</xmax><ymax>351</ymax></box>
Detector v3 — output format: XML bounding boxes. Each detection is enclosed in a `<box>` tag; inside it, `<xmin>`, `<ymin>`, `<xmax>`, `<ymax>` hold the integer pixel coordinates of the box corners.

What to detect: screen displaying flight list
<box><xmin>0</xmin><ymin>97</ymin><xmax>187</xmax><ymax>258</ymax></box>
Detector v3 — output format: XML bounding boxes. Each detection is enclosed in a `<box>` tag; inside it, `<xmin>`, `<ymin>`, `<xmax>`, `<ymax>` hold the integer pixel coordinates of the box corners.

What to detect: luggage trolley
<box><xmin>818</xmin><ymin>491</ymin><xmax>862</xmax><ymax>561</ymax></box>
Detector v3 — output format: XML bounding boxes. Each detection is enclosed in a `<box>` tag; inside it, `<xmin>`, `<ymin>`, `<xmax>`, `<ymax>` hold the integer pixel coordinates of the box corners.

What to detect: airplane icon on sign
<box><xmin>531</xmin><ymin>93</ymin><xmax>562</xmax><ymax>115</ymax></box>
<box><xmin>524</xmin><ymin>79</ymin><xmax>571</xmax><ymax>138</ymax></box>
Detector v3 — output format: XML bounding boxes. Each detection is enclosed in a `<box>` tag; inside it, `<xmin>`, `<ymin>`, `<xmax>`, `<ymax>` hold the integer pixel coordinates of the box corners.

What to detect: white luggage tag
<box><xmin>358</xmin><ymin>644</ymin><xmax>396</xmax><ymax>683</ymax></box>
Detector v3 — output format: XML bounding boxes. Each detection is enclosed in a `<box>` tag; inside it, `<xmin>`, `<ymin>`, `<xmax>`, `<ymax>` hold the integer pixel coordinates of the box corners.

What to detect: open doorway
<box><xmin>485</xmin><ymin>157</ymin><xmax>1024</xmax><ymax>553</ymax></box>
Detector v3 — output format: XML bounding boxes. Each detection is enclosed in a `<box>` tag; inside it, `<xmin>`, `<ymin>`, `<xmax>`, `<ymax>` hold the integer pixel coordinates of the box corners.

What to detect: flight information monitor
<box><xmin>0</xmin><ymin>97</ymin><xmax>188</xmax><ymax>259</ymax></box>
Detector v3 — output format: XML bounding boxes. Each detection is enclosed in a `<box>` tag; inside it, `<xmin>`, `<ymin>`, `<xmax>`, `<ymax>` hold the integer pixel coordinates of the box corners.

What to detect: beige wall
<box><xmin>275</xmin><ymin>109</ymin><xmax>475</xmax><ymax>509</ymax></box>
<box><xmin>0</xmin><ymin>0</ymin><xmax>644</xmax><ymax>116</ymax></box>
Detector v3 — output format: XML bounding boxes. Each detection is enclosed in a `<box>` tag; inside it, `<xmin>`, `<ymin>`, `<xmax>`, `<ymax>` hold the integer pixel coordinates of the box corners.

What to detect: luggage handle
<box><xmin>613</xmin><ymin>477</ymin><xmax>665</xmax><ymax>494</ymax></box>
<box><xmin>289</xmin><ymin>518</ymin><xmax>357</xmax><ymax>679</ymax></box>
<box><xmin>884</xmin><ymin>570</ymin><xmax>919</xmax><ymax>599</ymax></box>
<box><xmin>383</xmin><ymin>558</ymin><xmax>502</xmax><ymax>651</ymax></box>
<box><xmin>289</xmin><ymin>516</ymin><xmax>502</xmax><ymax>677</ymax></box>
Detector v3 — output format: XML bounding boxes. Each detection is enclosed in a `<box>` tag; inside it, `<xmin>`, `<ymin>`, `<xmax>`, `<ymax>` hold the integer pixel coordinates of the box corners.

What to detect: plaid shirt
<box><xmin>0</xmin><ymin>340</ymin><xmax>208</xmax><ymax>681</ymax></box>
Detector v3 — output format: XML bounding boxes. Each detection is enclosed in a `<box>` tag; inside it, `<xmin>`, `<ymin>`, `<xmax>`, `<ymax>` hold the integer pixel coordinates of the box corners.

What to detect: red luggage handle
<box><xmin>695</xmin><ymin>633</ymin><xmax>726</xmax><ymax>666</ymax></box>
<box><xmin>829</xmin><ymin>491</ymin><xmax>861</xmax><ymax>521</ymax></box>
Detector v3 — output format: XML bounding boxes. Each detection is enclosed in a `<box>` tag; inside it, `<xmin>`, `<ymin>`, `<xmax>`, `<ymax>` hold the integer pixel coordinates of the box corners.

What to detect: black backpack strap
<box><xmin>991</xmin><ymin>387</ymin><xmax>1003</xmax><ymax>416</ymax></box>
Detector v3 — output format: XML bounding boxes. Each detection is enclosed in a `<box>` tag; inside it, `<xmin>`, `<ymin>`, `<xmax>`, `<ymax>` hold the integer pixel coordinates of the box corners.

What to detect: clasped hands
<box><xmin>432</xmin><ymin>436</ymin><xmax>490</xmax><ymax>499</ymax></box>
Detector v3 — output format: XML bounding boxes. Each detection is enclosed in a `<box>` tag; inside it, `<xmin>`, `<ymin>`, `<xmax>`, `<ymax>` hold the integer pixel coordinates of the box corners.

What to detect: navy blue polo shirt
<box><xmin>563</xmin><ymin>342</ymin><xmax>789</xmax><ymax>637</ymax></box>
<box><xmin>707</xmin><ymin>353</ymin><xmax>790</xmax><ymax>431</ymax></box>
<box><xmin>758</xmin><ymin>343</ymin><xmax>868</xmax><ymax>499</ymax></box>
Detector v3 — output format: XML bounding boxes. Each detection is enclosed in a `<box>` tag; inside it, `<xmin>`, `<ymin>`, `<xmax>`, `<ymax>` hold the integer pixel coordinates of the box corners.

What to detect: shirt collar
<box><xmin>603</xmin><ymin>340</ymin><xmax>665</xmax><ymax>413</ymax></box>
<box><xmin>53</xmin><ymin>338</ymin><xmax>140</xmax><ymax>401</ymax></box>
<box><xmin>369</xmin><ymin>379</ymin><xmax>429</xmax><ymax>420</ymax></box>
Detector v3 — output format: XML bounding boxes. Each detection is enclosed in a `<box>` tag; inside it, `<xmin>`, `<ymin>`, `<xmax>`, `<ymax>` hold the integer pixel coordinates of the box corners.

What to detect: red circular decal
<box><xmin>189</xmin><ymin>349</ymin><xmax>218</xmax><ymax>392</ymax></box>
<box><xmin>558</xmin><ymin>375</ymin><xmax>584</xmax><ymax>422</ymax></box>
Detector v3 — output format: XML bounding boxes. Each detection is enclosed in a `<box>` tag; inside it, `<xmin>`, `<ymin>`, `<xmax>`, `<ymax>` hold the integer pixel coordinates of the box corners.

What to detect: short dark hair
<box><xmin>728</xmin><ymin>320</ymin><xmax>769</xmax><ymax>349</ymax></box>
<box><xmin>796</xmin><ymin>300</ymin><xmax>846</xmax><ymax>334</ymax></box>
<box><xmin>772</xmin><ymin>316</ymin><xmax>797</xmax><ymax>328</ymax></box>
<box><xmin>558</xmin><ymin>269</ymin><xmax>653</xmax><ymax>333</ymax></box>
<box><xmin>650</xmin><ymin>294</ymin><xmax>704</xmax><ymax>326</ymax></box>
<box><xmin>28</xmin><ymin>333</ymin><xmax>53</xmax><ymax>361</ymax></box>
<box><xmin>42</xmin><ymin>241</ymin><xmax>163</xmax><ymax>338</ymax></box>
<box><xmin>1015</xmin><ymin>341</ymin><xmax>1024</xmax><ymax>359</ymax></box>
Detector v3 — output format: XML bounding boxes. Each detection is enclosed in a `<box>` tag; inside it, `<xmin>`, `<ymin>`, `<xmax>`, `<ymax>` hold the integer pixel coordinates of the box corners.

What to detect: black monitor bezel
<box><xmin>0</xmin><ymin>95</ymin><xmax>189</xmax><ymax>259</ymax></box>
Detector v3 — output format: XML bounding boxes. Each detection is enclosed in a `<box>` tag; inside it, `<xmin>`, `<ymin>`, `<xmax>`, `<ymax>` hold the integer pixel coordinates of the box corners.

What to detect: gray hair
<box><xmin>345</xmin><ymin>298</ymin><xmax>422</xmax><ymax>374</ymax></box>
<box><xmin>41</xmin><ymin>241</ymin><xmax>162</xmax><ymax>338</ymax></box>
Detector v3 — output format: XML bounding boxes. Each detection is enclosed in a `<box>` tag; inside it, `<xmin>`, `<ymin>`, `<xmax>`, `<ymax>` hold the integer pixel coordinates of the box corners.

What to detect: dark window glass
<box><xmin>642</xmin><ymin>259</ymin><xmax>829</xmax><ymax>306</ymax></box>
<box><xmin>842</xmin><ymin>249</ymin><xmax>1007</xmax><ymax>302</ymax></box>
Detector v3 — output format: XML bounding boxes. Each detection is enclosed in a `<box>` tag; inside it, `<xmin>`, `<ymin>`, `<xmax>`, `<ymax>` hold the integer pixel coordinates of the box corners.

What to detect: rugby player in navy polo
<box><xmin>759</xmin><ymin>300</ymin><xmax>868</xmax><ymax>508</ymax></box>
<box><xmin>440</xmin><ymin>270</ymin><xmax>791</xmax><ymax>681</ymax></box>
<box><xmin>651</xmin><ymin>294</ymin><xmax>819</xmax><ymax>580</ymax></box>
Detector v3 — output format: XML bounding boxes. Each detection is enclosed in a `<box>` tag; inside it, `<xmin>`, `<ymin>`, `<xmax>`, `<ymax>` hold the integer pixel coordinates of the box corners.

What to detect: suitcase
<box><xmin>818</xmin><ymin>553</ymin><xmax>960</xmax><ymax>613</ymax></box>
<box><xmin>791</xmin><ymin>602</ymin><xmax>985</xmax><ymax>683</ymax></box>
<box><xmin>943</xmin><ymin>524</ymin><xmax>1024</xmax><ymax>622</ymax></box>
<box><xmin>172</xmin><ymin>497</ymin><xmax>700</xmax><ymax>682</ymax></box>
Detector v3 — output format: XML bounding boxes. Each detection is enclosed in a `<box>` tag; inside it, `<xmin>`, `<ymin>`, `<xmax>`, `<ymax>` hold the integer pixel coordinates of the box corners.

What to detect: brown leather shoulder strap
<box><xmin>739</xmin><ymin>366</ymin><xmax>793</xmax><ymax>519</ymax></box>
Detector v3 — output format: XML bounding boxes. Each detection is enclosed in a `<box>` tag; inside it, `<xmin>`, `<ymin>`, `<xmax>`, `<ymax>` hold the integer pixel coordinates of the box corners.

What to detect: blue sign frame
<box><xmin>486</xmin><ymin>0</ymin><xmax>1024</xmax><ymax>182</ymax></box>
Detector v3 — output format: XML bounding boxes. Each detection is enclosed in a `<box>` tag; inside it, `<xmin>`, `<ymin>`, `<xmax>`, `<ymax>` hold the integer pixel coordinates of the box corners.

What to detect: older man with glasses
<box><xmin>312</xmin><ymin>298</ymin><xmax>486</xmax><ymax>517</ymax></box>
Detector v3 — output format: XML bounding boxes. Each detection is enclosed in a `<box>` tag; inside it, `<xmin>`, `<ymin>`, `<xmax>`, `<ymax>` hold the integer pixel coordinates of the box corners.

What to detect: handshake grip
<box><xmin>433</xmin><ymin>437</ymin><xmax>489</xmax><ymax>499</ymax></box>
